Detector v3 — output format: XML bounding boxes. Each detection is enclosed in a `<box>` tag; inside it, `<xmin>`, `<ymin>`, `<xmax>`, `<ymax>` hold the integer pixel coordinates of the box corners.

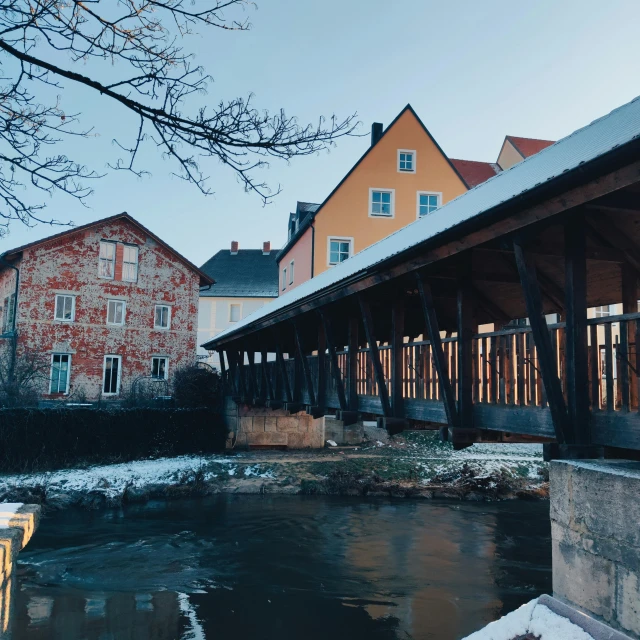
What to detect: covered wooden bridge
<box><xmin>203</xmin><ymin>97</ymin><xmax>640</xmax><ymax>459</ymax></box>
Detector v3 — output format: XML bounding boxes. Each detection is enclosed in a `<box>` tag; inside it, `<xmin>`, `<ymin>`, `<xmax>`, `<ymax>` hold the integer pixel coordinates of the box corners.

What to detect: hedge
<box><xmin>0</xmin><ymin>407</ymin><xmax>228</xmax><ymax>473</ymax></box>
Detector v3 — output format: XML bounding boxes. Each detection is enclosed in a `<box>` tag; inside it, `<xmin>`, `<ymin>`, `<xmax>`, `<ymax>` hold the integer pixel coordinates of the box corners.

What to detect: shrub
<box><xmin>0</xmin><ymin>407</ymin><xmax>228</xmax><ymax>473</ymax></box>
<box><xmin>173</xmin><ymin>365</ymin><xmax>223</xmax><ymax>409</ymax></box>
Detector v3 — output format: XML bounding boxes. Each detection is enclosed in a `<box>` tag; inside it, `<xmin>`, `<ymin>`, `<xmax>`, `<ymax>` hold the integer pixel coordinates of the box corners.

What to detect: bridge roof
<box><xmin>203</xmin><ymin>95</ymin><xmax>640</xmax><ymax>350</ymax></box>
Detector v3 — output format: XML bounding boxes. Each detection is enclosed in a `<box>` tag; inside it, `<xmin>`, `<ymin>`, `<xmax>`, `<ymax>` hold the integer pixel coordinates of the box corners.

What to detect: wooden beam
<box><xmin>319</xmin><ymin>310</ymin><xmax>348</xmax><ymax>411</ymax></box>
<box><xmin>210</xmin><ymin>159</ymin><xmax>640</xmax><ymax>347</ymax></box>
<box><xmin>247</xmin><ymin>351</ymin><xmax>259</xmax><ymax>400</ymax></box>
<box><xmin>218</xmin><ymin>350</ymin><xmax>229</xmax><ymax>394</ymax></box>
<box><xmin>293</xmin><ymin>321</ymin><xmax>316</xmax><ymax>406</ymax></box>
<box><xmin>415</xmin><ymin>271</ymin><xmax>459</xmax><ymax>428</ymax></box>
<box><xmin>260</xmin><ymin>349</ymin><xmax>272</xmax><ymax>401</ymax></box>
<box><xmin>391</xmin><ymin>297</ymin><xmax>405</xmax><ymax>418</ymax></box>
<box><xmin>457</xmin><ymin>258</ymin><xmax>475</xmax><ymax>429</ymax></box>
<box><xmin>622</xmin><ymin>263</ymin><xmax>638</xmax><ymax>410</ymax></box>
<box><xmin>474</xmin><ymin>288</ymin><xmax>510</xmax><ymax>325</ymax></box>
<box><xmin>347</xmin><ymin>314</ymin><xmax>359</xmax><ymax>411</ymax></box>
<box><xmin>274</xmin><ymin>335</ymin><xmax>293</xmax><ymax>404</ymax></box>
<box><xmin>586</xmin><ymin>214</ymin><xmax>640</xmax><ymax>275</ymax></box>
<box><xmin>564</xmin><ymin>216</ymin><xmax>590</xmax><ymax>444</ymax></box>
<box><xmin>587</xmin><ymin>191</ymin><xmax>640</xmax><ymax>212</ymax></box>
<box><xmin>513</xmin><ymin>239</ymin><xmax>569</xmax><ymax>443</ymax></box>
<box><xmin>358</xmin><ymin>295</ymin><xmax>392</xmax><ymax>418</ymax></box>
<box><xmin>317</xmin><ymin>320</ymin><xmax>327</xmax><ymax>411</ymax></box>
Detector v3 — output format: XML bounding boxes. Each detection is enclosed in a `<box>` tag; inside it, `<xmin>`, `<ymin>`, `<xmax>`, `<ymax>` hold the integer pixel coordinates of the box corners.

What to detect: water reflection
<box><xmin>2</xmin><ymin>496</ymin><xmax>551</xmax><ymax>640</ymax></box>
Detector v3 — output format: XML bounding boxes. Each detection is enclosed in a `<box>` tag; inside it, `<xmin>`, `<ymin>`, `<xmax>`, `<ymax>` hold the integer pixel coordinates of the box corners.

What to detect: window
<box><xmin>107</xmin><ymin>300</ymin><xmax>126</xmax><ymax>325</ymax></box>
<box><xmin>99</xmin><ymin>241</ymin><xmax>116</xmax><ymax>279</ymax></box>
<box><xmin>151</xmin><ymin>356</ymin><xmax>168</xmax><ymax>380</ymax></box>
<box><xmin>398</xmin><ymin>150</ymin><xmax>416</xmax><ymax>173</ymax></box>
<box><xmin>229</xmin><ymin>303</ymin><xmax>241</xmax><ymax>323</ymax></box>
<box><xmin>122</xmin><ymin>245</ymin><xmax>139</xmax><ymax>282</ymax></box>
<box><xmin>282</xmin><ymin>268</ymin><xmax>287</xmax><ymax>291</ymax></box>
<box><xmin>50</xmin><ymin>354</ymin><xmax>71</xmax><ymax>394</ymax></box>
<box><xmin>289</xmin><ymin>260</ymin><xmax>295</xmax><ymax>285</ymax></box>
<box><xmin>595</xmin><ymin>305</ymin><xmax>611</xmax><ymax>318</ymax></box>
<box><xmin>154</xmin><ymin>305</ymin><xmax>171</xmax><ymax>329</ymax></box>
<box><xmin>54</xmin><ymin>294</ymin><xmax>75</xmax><ymax>322</ymax></box>
<box><xmin>2</xmin><ymin>294</ymin><xmax>15</xmax><ymax>333</ymax></box>
<box><xmin>417</xmin><ymin>192</ymin><xmax>441</xmax><ymax>218</ymax></box>
<box><xmin>328</xmin><ymin>238</ymin><xmax>353</xmax><ymax>266</ymax></box>
<box><xmin>369</xmin><ymin>189</ymin><xmax>394</xmax><ymax>217</ymax></box>
<box><xmin>102</xmin><ymin>355</ymin><xmax>121</xmax><ymax>395</ymax></box>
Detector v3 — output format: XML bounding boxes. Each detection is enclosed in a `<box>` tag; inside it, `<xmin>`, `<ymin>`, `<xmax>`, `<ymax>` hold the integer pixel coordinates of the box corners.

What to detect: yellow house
<box><xmin>277</xmin><ymin>105</ymin><xmax>502</xmax><ymax>292</ymax></box>
<box><xmin>198</xmin><ymin>241</ymin><xmax>278</xmax><ymax>368</ymax></box>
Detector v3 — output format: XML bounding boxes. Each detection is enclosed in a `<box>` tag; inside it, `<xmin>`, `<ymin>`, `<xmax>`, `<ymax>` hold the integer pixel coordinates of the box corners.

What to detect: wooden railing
<box><xmin>226</xmin><ymin>312</ymin><xmax>640</xmax><ymax>444</ymax></box>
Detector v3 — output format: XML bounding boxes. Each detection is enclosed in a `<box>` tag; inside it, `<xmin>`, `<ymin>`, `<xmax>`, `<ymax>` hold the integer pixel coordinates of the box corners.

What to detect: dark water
<box><xmin>6</xmin><ymin>496</ymin><xmax>551</xmax><ymax>640</ymax></box>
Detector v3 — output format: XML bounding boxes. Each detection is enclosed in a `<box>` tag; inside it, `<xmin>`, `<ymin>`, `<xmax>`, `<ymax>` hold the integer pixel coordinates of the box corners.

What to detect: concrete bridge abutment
<box><xmin>551</xmin><ymin>459</ymin><xmax>640</xmax><ymax>639</ymax></box>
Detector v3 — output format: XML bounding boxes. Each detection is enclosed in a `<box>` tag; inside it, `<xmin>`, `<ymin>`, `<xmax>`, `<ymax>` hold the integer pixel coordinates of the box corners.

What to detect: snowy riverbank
<box><xmin>0</xmin><ymin>431</ymin><xmax>548</xmax><ymax>509</ymax></box>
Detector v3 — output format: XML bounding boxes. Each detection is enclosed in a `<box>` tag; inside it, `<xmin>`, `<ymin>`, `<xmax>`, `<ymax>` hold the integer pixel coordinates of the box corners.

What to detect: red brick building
<box><xmin>0</xmin><ymin>213</ymin><xmax>212</xmax><ymax>402</ymax></box>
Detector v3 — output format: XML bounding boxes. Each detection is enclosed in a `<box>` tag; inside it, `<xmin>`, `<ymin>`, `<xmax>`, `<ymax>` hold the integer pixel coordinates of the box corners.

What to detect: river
<box><xmin>5</xmin><ymin>495</ymin><xmax>551</xmax><ymax>640</ymax></box>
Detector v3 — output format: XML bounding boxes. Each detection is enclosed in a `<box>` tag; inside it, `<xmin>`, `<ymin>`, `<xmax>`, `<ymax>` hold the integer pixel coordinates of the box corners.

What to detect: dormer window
<box><xmin>398</xmin><ymin>150</ymin><xmax>416</xmax><ymax>173</ymax></box>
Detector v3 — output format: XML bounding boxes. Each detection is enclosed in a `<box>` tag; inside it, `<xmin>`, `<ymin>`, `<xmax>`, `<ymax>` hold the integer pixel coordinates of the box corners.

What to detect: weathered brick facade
<box><xmin>0</xmin><ymin>214</ymin><xmax>211</xmax><ymax>402</ymax></box>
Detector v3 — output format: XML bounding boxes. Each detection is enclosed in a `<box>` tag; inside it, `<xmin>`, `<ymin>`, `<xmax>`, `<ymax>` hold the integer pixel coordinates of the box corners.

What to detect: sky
<box><xmin>3</xmin><ymin>0</ymin><xmax>640</xmax><ymax>267</ymax></box>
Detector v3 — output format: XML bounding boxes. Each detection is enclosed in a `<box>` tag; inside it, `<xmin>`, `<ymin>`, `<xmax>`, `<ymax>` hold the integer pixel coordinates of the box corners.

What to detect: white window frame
<box><xmin>416</xmin><ymin>191</ymin><xmax>442</xmax><ymax>219</ymax></box>
<box><xmin>327</xmin><ymin>237</ymin><xmax>354</xmax><ymax>266</ymax></box>
<box><xmin>122</xmin><ymin>245</ymin><xmax>139</xmax><ymax>283</ymax></box>
<box><xmin>594</xmin><ymin>305</ymin><xmax>612</xmax><ymax>318</ymax></box>
<box><xmin>50</xmin><ymin>353</ymin><xmax>71</xmax><ymax>395</ymax></box>
<box><xmin>369</xmin><ymin>188</ymin><xmax>395</xmax><ymax>218</ymax></box>
<box><xmin>154</xmin><ymin>304</ymin><xmax>172</xmax><ymax>330</ymax></box>
<box><xmin>106</xmin><ymin>299</ymin><xmax>126</xmax><ymax>326</ymax></box>
<box><xmin>289</xmin><ymin>260</ymin><xmax>295</xmax><ymax>285</ymax></box>
<box><xmin>229</xmin><ymin>302</ymin><xmax>242</xmax><ymax>323</ymax></box>
<box><xmin>151</xmin><ymin>356</ymin><xmax>169</xmax><ymax>380</ymax></box>
<box><xmin>397</xmin><ymin>149</ymin><xmax>416</xmax><ymax>173</ymax></box>
<box><xmin>102</xmin><ymin>354</ymin><xmax>122</xmax><ymax>396</ymax></box>
<box><xmin>54</xmin><ymin>294</ymin><xmax>76</xmax><ymax>322</ymax></box>
<box><xmin>282</xmin><ymin>267</ymin><xmax>287</xmax><ymax>291</ymax></box>
<box><xmin>98</xmin><ymin>241</ymin><xmax>116</xmax><ymax>280</ymax></box>
<box><xmin>2</xmin><ymin>293</ymin><xmax>16</xmax><ymax>333</ymax></box>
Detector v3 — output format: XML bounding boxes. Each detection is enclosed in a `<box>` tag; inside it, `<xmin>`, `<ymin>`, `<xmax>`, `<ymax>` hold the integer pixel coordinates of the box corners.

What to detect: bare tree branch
<box><xmin>0</xmin><ymin>0</ymin><xmax>360</xmax><ymax>236</ymax></box>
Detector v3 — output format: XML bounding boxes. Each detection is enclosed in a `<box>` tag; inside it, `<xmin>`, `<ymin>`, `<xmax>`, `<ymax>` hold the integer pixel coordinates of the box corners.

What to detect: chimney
<box><xmin>263</xmin><ymin>241</ymin><xmax>271</xmax><ymax>255</ymax></box>
<box><xmin>230</xmin><ymin>241</ymin><xmax>239</xmax><ymax>255</ymax></box>
<box><xmin>371</xmin><ymin>122</ymin><xmax>383</xmax><ymax>147</ymax></box>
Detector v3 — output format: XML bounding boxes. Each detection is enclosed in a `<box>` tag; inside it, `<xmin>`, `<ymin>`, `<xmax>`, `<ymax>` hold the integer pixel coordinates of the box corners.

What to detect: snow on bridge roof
<box><xmin>203</xmin><ymin>95</ymin><xmax>640</xmax><ymax>349</ymax></box>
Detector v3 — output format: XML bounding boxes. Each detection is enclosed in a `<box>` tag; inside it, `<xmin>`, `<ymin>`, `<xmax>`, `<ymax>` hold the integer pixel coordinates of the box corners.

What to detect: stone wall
<box><xmin>223</xmin><ymin>398</ymin><xmax>326</xmax><ymax>448</ymax></box>
<box><xmin>550</xmin><ymin>459</ymin><xmax>640</xmax><ymax>639</ymax></box>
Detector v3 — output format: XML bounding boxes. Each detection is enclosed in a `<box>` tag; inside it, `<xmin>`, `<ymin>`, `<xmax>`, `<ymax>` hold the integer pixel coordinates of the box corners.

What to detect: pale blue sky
<box><xmin>3</xmin><ymin>0</ymin><xmax>640</xmax><ymax>266</ymax></box>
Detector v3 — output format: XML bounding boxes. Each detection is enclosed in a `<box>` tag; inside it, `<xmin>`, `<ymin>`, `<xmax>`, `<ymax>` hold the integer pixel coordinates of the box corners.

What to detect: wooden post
<box><xmin>622</xmin><ymin>263</ymin><xmax>638</xmax><ymax>409</ymax></box>
<box><xmin>247</xmin><ymin>350</ymin><xmax>258</xmax><ymax>401</ymax></box>
<box><xmin>319</xmin><ymin>310</ymin><xmax>348</xmax><ymax>411</ymax></box>
<box><xmin>274</xmin><ymin>335</ymin><xmax>293</xmax><ymax>404</ymax></box>
<box><xmin>391</xmin><ymin>297</ymin><xmax>405</xmax><ymax>418</ymax></box>
<box><xmin>236</xmin><ymin>350</ymin><xmax>247</xmax><ymax>399</ymax></box>
<box><xmin>218</xmin><ymin>350</ymin><xmax>228</xmax><ymax>394</ymax></box>
<box><xmin>294</xmin><ymin>321</ymin><xmax>316</xmax><ymax>407</ymax></box>
<box><xmin>261</xmin><ymin>349</ymin><xmax>273</xmax><ymax>402</ymax></box>
<box><xmin>317</xmin><ymin>320</ymin><xmax>327</xmax><ymax>411</ymax></box>
<box><xmin>347</xmin><ymin>315</ymin><xmax>359</xmax><ymax>411</ymax></box>
<box><xmin>457</xmin><ymin>259</ymin><xmax>474</xmax><ymax>428</ymax></box>
<box><xmin>564</xmin><ymin>216</ymin><xmax>589</xmax><ymax>444</ymax></box>
<box><xmin>513</xmin><ymin>239</ymin><xmax>569</xmax><ymax>443</ymax></box>
<box><xmin>358</xmin><ymin>295</ymin><xmax>392</xmax><ymax>418</ymax></box>
<box><xmin>415</xmin><ymin>271</ymin><xmax>459</xmax><ymax>428</ymax></box>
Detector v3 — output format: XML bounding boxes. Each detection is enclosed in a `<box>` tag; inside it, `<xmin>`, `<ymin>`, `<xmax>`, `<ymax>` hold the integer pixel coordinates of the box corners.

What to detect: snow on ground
<box><xmin>0</xmin><ymin>455</ymin><xmax>274</xmax><ymax>499</ymax></box>
<box><xmin>463</xmin><ymin>598</ymin><xmax>595</xmax><ymax>640</ymax></box>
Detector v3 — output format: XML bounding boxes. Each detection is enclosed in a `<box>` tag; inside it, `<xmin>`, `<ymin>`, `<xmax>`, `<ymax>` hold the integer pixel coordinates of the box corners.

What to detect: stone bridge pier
<box><xmin>551</xmin><ymin>460</ymin><xmax>640</xmax><ymax>639</ymax></box>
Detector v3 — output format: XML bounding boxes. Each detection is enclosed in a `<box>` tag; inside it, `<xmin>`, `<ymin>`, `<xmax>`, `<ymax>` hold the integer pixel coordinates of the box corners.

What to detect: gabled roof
<box><xmin>0</xmin><ymin>212</ymin><xmax>214</xmax><ymax>286</ymax></box>
<box><xmin>450</xmin><ymin>159</ymin><xmax>502</xmax><ymax>189</ymax></box>
<box><xmin>200</xmin><ymin>249</ymin><xmax>279</xmax><ymax>298</ymax></box>
<box><xmin>506</xmin><ymin>135</ymin><xmax>556</xmax><ymax>159</ymax></box>
<box><xmin>203</xmin><ymin>94</ymin><xmax>640</xmax><ymax>348</ymax></box>
<box><xmin>276</xmin><ymin>104</ymin><xmax>467</xmax><ymax>263</ymax></box>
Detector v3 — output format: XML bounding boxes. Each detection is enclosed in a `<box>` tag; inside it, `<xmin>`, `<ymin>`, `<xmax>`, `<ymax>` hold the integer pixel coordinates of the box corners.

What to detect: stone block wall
<box><xmin>550</xmin><ymin>459</ymin><xmax>640</xmax><ymax>639</ymax></box>
<box><xmin>223</xmin><ymin>398</ymin><xmax>325</xmax><ymax>449</ymax></box>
